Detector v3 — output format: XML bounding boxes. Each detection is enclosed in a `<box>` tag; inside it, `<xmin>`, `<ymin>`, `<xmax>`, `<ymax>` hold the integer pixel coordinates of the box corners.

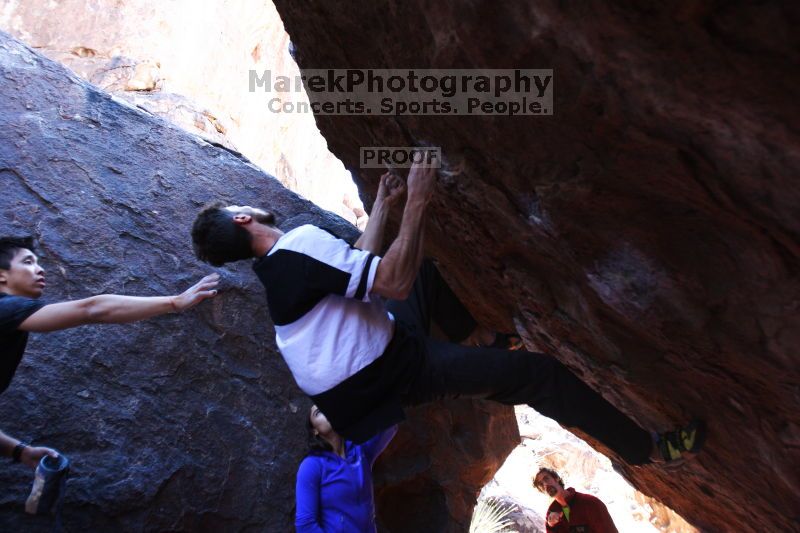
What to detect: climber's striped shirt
<box><xmin>252</xmin><ymin>224</ymin><xmax>393</xmax><ymax>396</ymax></box>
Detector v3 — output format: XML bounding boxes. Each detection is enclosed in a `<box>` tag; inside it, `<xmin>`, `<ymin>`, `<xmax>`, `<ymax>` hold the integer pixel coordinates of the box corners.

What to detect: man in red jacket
<box><xmin>534</xmin><ymin>467</ymin><xmax>618</xmax><ymax>533</ymax></box>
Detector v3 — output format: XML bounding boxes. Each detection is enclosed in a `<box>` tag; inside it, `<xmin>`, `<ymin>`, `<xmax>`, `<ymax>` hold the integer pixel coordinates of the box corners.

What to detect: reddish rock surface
<box><xmin>376</xmin><ymin>402</ymin><xmax>518</xmax><ymax>532</ymax></box>
<box><xmin>271</xmin><ymin>1</ymin><xmax>800</xmax><ymax>531</ymax></box>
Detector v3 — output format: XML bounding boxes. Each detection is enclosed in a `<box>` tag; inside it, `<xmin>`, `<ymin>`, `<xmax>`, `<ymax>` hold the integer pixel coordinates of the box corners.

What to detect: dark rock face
<box><xmin>271</xmin><ymin>2</ymin><xmax>800</xmax><ymax>532</ymax></box>
<box><xmin>376</xmin><ymin>402</ymin><xmax>518</xmax><ymax>532</ymax></box>
<box><xmin>0</xmin><ymin>32</ymin><xmax>517</xmax><ymax>531</ymax></box>
<box><xmin>0</xmin><ymin>30</ymin><xmax>323</xmax><ymax>532</ymax></box>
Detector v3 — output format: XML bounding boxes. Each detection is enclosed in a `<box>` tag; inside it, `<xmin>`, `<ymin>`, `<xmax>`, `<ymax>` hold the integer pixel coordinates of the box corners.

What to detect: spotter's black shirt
<box><xmin>0</xmin><ymin>293</ymin><xmax>45</xmax><ymax>394</ymax></box>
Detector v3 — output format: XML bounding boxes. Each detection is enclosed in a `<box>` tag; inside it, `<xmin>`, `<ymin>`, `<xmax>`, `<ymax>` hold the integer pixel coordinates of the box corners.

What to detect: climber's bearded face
<box><xmin>224</xmin><ymin>205</ymin><xmax>275</xmax><ymax>225</ymax></box>
<box><xmin>0</xmin><ymin>248</ymin><xmax>46</xmax><ymax>298</ymax></box>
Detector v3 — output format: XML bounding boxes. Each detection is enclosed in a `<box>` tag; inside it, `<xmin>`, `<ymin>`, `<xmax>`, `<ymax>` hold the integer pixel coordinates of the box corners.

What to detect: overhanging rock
<box><xmin>271</xmin><ymin>1</ymin><xmax>800</xmax><ymax>531</ymax></box>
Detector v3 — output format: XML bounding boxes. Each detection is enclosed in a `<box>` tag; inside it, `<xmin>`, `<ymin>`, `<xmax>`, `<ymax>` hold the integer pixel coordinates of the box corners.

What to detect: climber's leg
<box><xmin>402</xmin><ymin>339</ymin><xmax>655</xmax><ymax>465</ymax></box>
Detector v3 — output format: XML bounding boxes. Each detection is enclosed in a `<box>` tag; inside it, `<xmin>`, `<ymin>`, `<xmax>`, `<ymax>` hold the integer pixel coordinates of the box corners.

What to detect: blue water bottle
<box><xmin>25</xmin><ymin>452</ymin><xmax>69</xmax><ymax>516</ymax></box>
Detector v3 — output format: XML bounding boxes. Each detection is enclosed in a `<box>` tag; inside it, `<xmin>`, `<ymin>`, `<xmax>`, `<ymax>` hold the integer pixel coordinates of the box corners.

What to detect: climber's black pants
<box><xmin>387</xmin><ymin>261</ymin><xmax>654</xmax><ymax>465</ymax></box>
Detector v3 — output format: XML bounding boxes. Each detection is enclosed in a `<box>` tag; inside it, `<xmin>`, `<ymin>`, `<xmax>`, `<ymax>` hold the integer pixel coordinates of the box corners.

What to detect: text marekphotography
<box><xmin>249</xmin><ymin>69</ymin><xmax>553</xmax><ymax>116</ymax></box>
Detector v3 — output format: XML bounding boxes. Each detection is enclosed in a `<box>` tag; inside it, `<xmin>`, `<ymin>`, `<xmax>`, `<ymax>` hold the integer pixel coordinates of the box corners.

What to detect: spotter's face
<box><xmin>309</xmin><ymin>405</ymin><xmax>333</xmax><ymax>436</ymax></box>
<box><xmin>534</xmin><ymin>472</ymin><xmax>562</xmax><ymax>497</ymax></box>
<box><xmin>0</xmin><ymin>248</ymin><xmax>45</xmax><ymax>298</ymax></box>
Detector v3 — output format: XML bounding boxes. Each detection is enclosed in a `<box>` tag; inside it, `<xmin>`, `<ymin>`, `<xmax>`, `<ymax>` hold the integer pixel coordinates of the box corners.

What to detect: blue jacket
<box><xmin>295</xmin><ymin>425</ymin><xmax>398</xmax><ymax>532</ymax></box>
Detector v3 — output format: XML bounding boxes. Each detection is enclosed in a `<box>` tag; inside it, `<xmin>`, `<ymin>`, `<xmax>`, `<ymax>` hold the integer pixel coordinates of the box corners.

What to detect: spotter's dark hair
<box><xmin>0</xmin><ymin>236</ymin><xmax>35</xmax><ymax>270</ymax></box>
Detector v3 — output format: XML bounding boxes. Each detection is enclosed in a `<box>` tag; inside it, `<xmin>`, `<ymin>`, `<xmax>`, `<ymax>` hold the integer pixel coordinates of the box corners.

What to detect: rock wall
<box><xmin>0</xmin><ymin>32</ymin><xmax>517</xmax><ymax>531</ymax></box>
<box><xmin>0</xmin><ymin>0</ymin><xmax>365</xmax><ymax>227</ymax></box>
<box><xmin>376</xmin><ymin>402</ymin><xmax>518</xmax><ymax>532</ymax></box>
<box><xmin>270</xmin><ymin>1</ymin><xmax>800</xmax><ymax>532</ymax></box>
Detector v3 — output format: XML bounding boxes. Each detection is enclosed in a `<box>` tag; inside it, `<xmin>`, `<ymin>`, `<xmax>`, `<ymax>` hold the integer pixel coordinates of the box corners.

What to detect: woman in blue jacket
<box><xmin>295</xmin><ymin>405</ymin><xmax>397</xmax><ymax>532</ymax></box>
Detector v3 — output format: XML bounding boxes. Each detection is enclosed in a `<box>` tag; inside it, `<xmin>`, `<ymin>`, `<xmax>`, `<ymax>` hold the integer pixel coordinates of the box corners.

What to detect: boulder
<box><xmin>0</xmin><ymin>32</ymin><xmax>517</xmax><ymax>532</ymax></box>
<box><xmin>0</xmin><ymin>0</ymin><xmax>366</xmax><ymax>227</ymax></box>
<box><xmin>270</xmin><ymin>1</ymin><xmax>800</xmax><ymax>531</ymax></box>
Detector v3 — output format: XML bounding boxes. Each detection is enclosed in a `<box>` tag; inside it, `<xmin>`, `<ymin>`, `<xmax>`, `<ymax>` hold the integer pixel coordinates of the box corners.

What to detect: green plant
<box><xmin>469</xmin><ymin>497</ymin><xmax>516</xmax><ymax>533</ymax></box>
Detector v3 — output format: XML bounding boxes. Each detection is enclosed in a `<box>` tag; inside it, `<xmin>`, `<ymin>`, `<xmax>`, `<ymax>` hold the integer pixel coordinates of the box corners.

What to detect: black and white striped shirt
<box><xmin>252</xmin><ymin>225</ymin><xmax>394</xmax><ymax>395</ymax></box>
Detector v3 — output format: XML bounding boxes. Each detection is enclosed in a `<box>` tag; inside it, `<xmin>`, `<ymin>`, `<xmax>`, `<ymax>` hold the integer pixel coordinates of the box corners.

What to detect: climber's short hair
<box><xmin>533</xmin><ymin>467</ymin><xmax>564</xmax><ymax>491</ymax></box>
<box><xmin>192</xmin><ymin>202</ymin><xmax>256</xmax><ymax>266</ymax></box>
<box><xmin>0</xmin><ymin>236</ymin><xmax>35</xmax><ymax>270</ymax></box>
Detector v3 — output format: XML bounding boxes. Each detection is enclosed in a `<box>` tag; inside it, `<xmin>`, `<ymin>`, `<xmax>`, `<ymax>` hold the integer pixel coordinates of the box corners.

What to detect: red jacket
<box><xmin>544</xmin><ymin>488</ymin><xmax>618</xmax><ymax>533</ymax></box>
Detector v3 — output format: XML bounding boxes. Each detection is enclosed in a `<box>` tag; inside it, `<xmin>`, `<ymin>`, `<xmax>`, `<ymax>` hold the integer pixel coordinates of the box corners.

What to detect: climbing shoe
<box><xmin>489</xmin><ymin>332</ymin><xmax>524</xmax><ymax>351</ymax></box>
<box><xmin>657</xmin><ymin>420</ymin><xmax>707</xmax><ymax>462</ymax></box>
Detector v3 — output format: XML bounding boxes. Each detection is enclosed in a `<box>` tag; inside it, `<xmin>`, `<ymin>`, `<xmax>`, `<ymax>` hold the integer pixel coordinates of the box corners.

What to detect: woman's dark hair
<box><xmin>191</xmin><ymin>202</ymin><xmax>255</xmax><ymax>266</ymax></box>
<box><xmin>306</xmin><ymin>416</ymin><xmax>334</xmax><ymax>454</ymax></box>
<box><xmin>0</xmin><ymin>236</ymin><xmax>35</xmax><ymax>270</ymax></box>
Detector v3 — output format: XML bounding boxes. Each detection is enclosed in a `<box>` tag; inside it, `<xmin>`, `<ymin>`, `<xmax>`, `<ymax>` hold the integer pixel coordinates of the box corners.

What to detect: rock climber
<box><xmin>191</xmin><ymin>156</ymin><xmax>705</xmax><ymax>467</ymax></box>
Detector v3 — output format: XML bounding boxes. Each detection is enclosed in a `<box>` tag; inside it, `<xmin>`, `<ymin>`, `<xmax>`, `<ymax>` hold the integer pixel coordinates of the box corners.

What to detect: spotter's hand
<box><xmin>171</xmin><ymin>273</ymin><xmax>220</xmax><ymax>312</ymax></box>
